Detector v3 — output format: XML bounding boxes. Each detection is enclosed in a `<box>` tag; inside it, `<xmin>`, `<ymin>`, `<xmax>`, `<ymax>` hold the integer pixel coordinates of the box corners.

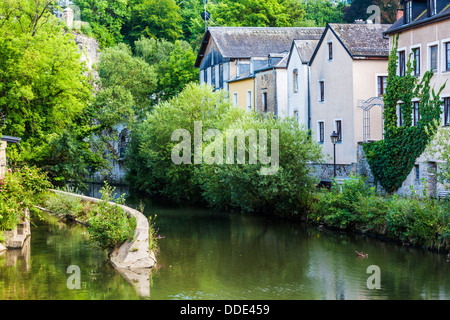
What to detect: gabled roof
<box><xmin>287</xmin><ymin>39</ymin><xmax>321</xmax><ymax>67</ymax></box>
<box><xmin>385</xmin><ymin>0</ymin><xmax>450</xmax><ymax>35</ymax></box>
<box><xmin>195</xmin><ymin>27</ymin><xmax>324</xmax><ymax>68</ymax></box>
<box><xmin>309</xmin><ymin>23</ymin><xmax>391</xmax><ymax>65</ymax></box>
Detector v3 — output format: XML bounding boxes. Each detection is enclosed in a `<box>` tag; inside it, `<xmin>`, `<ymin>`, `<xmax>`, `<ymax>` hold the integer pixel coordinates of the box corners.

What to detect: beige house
<box><xmin>309</xmin><ymin>22</ymin><xmax>391</xmax><ymax>179</ymax></box>
<box><xmin>228</xmin><ymin>73</ymin><xmax>255</xmax><ymax>112</ymax></box>
<box><xmin>383</xmin><ymin>0</ymin><xmax>450</xmax><ymax>196</ymax></box>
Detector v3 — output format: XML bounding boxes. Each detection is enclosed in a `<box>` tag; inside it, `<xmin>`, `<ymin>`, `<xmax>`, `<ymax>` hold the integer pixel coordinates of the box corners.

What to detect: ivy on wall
<box><xmin>363</xmin><ymin>35</ymin><xmax>446</xmax><ymax>193</ymax></box>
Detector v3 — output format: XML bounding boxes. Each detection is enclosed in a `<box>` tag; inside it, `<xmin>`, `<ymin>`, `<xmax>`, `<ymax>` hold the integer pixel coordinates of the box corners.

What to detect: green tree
<box><xmin>72</xmin><ymin>0</ymin><xmax>131</xmax><ymax>47</ymax></box>
<box><xmin>123</xmin><ymin>0</ymin><xmax>183</xmax><ymax>44</ymax></box>
<box><xmin>158</xmin><ymin>40</ymin><xmax>199</xmax><ymax>100</ymax></box>
<box><xmin>0</xmin><ymin>0</ymin><xmax>104</xmax><ymax>187</ymax></box>
<box><xmin>303</xmin><ymin>0</ymin><xmax>346</xmax><ymax>26</ymax></box>
<box><xmin>343</xmin><ymin>0</ymin><xmax>401</xmax><ymax>24</ymax></box>
<box><xmin>126</xmin><ymin>83</ymin><xmax>323</xmax><ymax>216</ymax></box>
<box><xmin>207</xmin><ymin>0</ymin><xmax>291</xmax><ymax>27</ymax></box>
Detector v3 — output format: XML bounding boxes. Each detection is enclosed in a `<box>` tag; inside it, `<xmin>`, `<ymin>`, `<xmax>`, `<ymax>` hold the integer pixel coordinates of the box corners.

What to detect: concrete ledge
<box><xmin>49</xmin><ymin>189</ymin><xmax>156</xmax><ymax>270</ymax></box>
<box><xmin>2</xmin><ymin>209</ymin><xmax>31</xmax><ymax>250</ymax></box>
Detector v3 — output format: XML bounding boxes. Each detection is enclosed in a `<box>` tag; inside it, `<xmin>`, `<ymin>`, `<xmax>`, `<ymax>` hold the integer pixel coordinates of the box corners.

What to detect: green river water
<box><xmin>0</xmin><ymin>185</ymin><xmax>448</xmax><ymax>300</ymax></box>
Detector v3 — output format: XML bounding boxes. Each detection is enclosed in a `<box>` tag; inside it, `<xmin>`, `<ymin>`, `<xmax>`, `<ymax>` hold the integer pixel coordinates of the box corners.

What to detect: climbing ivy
<box><xmin>363</xmin><ymin>35</ymin><xmax>446</xmax><ymax>193</ymax></box>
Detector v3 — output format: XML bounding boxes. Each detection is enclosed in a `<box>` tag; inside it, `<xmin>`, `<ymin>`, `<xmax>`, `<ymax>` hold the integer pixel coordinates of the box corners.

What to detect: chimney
<box><xmin>397</xmin><ymin>9</ymin><xmax>404</xmax><ymax>21</ymax></box>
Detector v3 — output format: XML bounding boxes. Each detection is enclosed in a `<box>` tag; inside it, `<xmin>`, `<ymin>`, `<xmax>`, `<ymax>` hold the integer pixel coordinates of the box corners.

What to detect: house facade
<box><xmin>309</xmin><ymin>23</ymin><xmax>391</xmax><ymax>179</ymax></box>
<box><xmin>228</xmin><ymin>73</ymin><xmax>255</xmax><ymax>112</ymax></box>
<box><xmin>195</xmin><ymin>27</ymin><xmax>324</xmax><ymax>117</ymax></box>
<box><xmin>286</xmin><ymin>39</ymin><xmax>321</xmax><ymax>128</ymax></box>
<box><xmin>383</xmin><ymin>0</ymin><xmax>450</xmax><ymax>196</ymax></box>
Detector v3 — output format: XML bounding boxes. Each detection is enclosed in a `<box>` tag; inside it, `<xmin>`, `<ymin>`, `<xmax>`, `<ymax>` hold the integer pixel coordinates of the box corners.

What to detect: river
<box><xmin>0</xmin><ymin>184</ymin><xmax>448</xmax><ymax>300</ymax></box>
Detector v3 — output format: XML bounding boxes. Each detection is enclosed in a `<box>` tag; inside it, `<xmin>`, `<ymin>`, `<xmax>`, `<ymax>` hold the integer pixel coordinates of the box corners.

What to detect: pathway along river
<box><xmin>0</xmin><ymin>184</ymin><xmax>448</xmax><ymax>300</ymax></box>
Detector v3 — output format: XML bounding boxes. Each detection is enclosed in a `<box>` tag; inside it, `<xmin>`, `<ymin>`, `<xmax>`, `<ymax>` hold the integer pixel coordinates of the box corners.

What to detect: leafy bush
<box><xmin>88</xmin><ymin>183</ymin><xmax>137</xmax><ymax>251</ymax></box>
<box><xmin>311</xmin><ymin>175</ymin><xmax>387</xmax><ymax>230</ymax></box>
<box><xmin>0</xmin><ymin>166</ymin><xmax>51</xmax><ymax>231</ymax></box>
<box><xmin>386</xmin><ymin>196</ymin><xmax>449</xmax><ymax>250</ymax></box>
<box><xmin>310</xmin><ymin>175</ymin><xmax>449</xmax><ymax>250</ymax></box>
<box><xmin>45</xmin><ymin>190</ymin><xmax>83</xmax><ymax>217</ymax></box>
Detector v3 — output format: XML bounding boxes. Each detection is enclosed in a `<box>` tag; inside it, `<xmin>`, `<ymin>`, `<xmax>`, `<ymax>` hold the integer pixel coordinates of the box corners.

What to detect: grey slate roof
<box><xmin>292</xmin><ymin>39</ymin><xmax>321</xmax><ymax>63</ymax></box>
<box><xmin>328</xmin><ymin>23</ymin><xmax>392</xmax><ymax>57</ymax></box>
<box><xmin>195</xmin><ymin>27</ymin><xmax>324</xmax><ymax>68</ymax></box>
<box><xmin>385</xmin><ymin>0</ymin><xmax>450</xmax><ymax>35</ymax></box>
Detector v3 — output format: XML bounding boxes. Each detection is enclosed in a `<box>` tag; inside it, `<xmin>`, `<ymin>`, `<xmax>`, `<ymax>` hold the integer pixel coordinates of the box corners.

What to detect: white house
<box><xmin>286</xmin><ymin>39</ymin><xmax>321</xmax><ymax>128</ymax></box>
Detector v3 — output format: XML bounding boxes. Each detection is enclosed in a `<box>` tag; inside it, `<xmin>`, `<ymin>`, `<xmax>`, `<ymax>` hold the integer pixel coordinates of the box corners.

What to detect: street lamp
<box><xmin>330</xmin><ymin>131</ymin><xmax>339</xmax><ymax>178</ymax></box>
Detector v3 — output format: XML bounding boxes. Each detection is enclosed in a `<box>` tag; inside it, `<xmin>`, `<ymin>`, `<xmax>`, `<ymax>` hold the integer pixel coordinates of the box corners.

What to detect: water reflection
<box><xmin>1</xmin><ymin>182</ymin><xmax>448</xmax><ymax>300</ymax></box>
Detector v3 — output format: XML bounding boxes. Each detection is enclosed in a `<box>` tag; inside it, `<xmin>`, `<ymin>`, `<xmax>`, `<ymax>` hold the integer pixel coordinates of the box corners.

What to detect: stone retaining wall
<box><xmin>50</xmin><ymin>190</ymin><xmax>157</xmax><ymax>270</ymax></box>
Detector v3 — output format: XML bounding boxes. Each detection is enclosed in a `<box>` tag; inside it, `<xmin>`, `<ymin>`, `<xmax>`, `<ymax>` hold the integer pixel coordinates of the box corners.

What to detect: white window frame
<box><xmin>427</xmin><ymin>42</ymin><xmax>439</xmax><ymax>74</ymax></box>
<box><xmin>317</xmin><ymin>120</ymin><xmax>325</xmax><ymax>143</ymax></box>
<box><xmin>246</xmin><ymin>90</ymin><xmax>252</xmax><ymax>111</ymax></box>
<box><xmin>375</xmin><ymin>73</ymin><xmax>388</xmax><ymax>97</ymax></box>
<box><xmin>294</xmin><ymin>109</ymin><xmax>299</xmax><ymax>124</ymax></box>
<box><xmin>293</xmin><ymin>69</ymin><xmax>299</xmax><ymax>93</ymax></box>
<box><xmin>318</xmin><ymin>80</ymin><xmax>325</xmax><ymax>102</ymax></box>
<box><xmin>327</xmin><ymin>41</ymin><xmax>333</xmax><ymax>61</ymax></box>
<box><xmin>440</xmin><ymin>38</ymin><xmax>450</xmax><ymax>73</ymax></box>
<box><xmin>334</xmin><ymin>118</ymin><xmax>343</xmax><ymax>143</ymax></box>
<box><xmin>410</xmin><ymin>44</ymin><xmax>422</xmax><ymax>76</ymax></box>
<box><xmin>397</xmin><ymin>47</ymin><xmax>407</xmax><ymax>76</ymax></box>
<box><xmin>233</xmin><ymin>92</ymin><xmax>238</xmax><ymax>107</ymax></box>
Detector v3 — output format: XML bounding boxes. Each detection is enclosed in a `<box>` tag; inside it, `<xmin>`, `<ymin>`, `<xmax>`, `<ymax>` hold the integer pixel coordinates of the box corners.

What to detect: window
<box><xmin>219</xmin><ymin>64</ymin><xmax>223</xmax><ymax>89</ymax></box>
<box><xmin>405</xmin><ymin>1</ymin><xmax>412</xmax><ymax>24</ymax></box>
<box><xmin>318</xmin><ymin>121</ymin><xmax>324</xmax><ymax>143</ymax></box>
<box><xmin>399</xmin><ymin>50</ymin><xmax>406</xmax><ymax>76</ymax></box>
<box><xmin>246</xmin><ymin>91</ymin><xmax>252</xmax><ymax>111</ymax></box>
<box><xmin>398</xmin><ymin>103</ymin><xmax>404</xmax><ymax>126</ymax></box>
<box><xmin>233</xmin><ymin>92</ymin><xmax>238</xmax><ymax>107</ymax></box>
<box><xmin>413</xmin><ymin>47</ymin><xmax>421</xmax><ymax>76</ymax></box>
<box><xmin>415</xmin><ymin>165</ymin><xmax>420</xmax><ymax>181</ymax></box>
<box><xmin>319</xmin><ymin>80</ymin><xmax>325</xmax><ymax>102</ymax></box>
<box><xmin>445</xmin><ymin>42</ymin><xmax>450</xmax><ymax>72</ymax></box>
<box><xmin>263</xmin><ymin>92</ymin><xmax>268</xmax><ymax>112</ymax></box>
<box><xmin>328</xmin><ymin>42</ymin><xmax>333</xmax><ymax>61</ymax></box>
<box><xmin>430</xmin><ymin>45</ymin><xmax>438</xmax><ymax>72</ymax></box>
<box><xmin>413</xmin><ymin>101</ymin><xmax>420</xmax><ymax>126</ymax></box>
<box><xmin>294</xmin><ymin>110</ymin><xmax>299</xmax><ymax>124</ymax></box>
<box><xmin>335</xmin><ymin>120</ymin><xmax>342</xmax><ymax>142</ymax></box>
<box><xmin>211</xmin><ymin>65</ymin><xmax>216</xmax><ymax>89</ymax></box>
<box><xmin>204</xmin><ymin>68</ymin><xmax>208</xmax><ymax>84</ymax></box>
<box><xmin>378</xmin><ymin>76</ymin><xmax>387</xmax><ymax>97</ymax></box>
<box><xmin>444</xmin><ymin>98</ymin><xmax>450</xmax><ymax>126</ymax></box>
<box><xmin>293</xmin><ymin>69</ymin><xmax>299</xmax><ymax>92</ymax></box>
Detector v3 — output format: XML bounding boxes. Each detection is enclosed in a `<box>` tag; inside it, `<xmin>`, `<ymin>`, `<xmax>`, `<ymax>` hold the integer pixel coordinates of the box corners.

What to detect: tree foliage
<box><xmin>0</xmin><ymin>0</ymin><xmax>108</xmax><ymax>187</ymax></box>
<box><xmin>343</xmin><ymin>0</ymin><xmax>401</xmax><ymax>24</ymax></box>
<box><xmin>126</xmin><ymin>84</ymin><xmax>323</xmax><ymax>216</ymax></box>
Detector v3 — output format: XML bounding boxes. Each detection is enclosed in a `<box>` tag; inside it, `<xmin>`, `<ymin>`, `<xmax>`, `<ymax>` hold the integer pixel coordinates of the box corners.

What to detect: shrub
<box><xmin>88</xmin><ymin>183</ymin><xmax>137</xmax><ymax>251</ymax></box>
<box><xmin>311</xmin><ymin>175</ymin><xmax>387</xmax><ymax>230</ymax></box>
<box><xmin>386</xmin><ymin>196</ymin><xmax>449</xmax><ymax>250</ymax></box>
<box><xmin>45</xmin><ymin>190</ymin><xmax>83</xmax><ymax>217</ymax></box>
<box><xmin>0</xmin><ymin>166</ymin><xmax>51</xmax><ymax>231</ymax></box>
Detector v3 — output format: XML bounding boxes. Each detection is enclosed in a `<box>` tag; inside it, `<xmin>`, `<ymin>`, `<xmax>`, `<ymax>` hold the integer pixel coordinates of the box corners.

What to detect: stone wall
<box><xmin>311</xmin><ymin>141</ymin><xmax>444</xmax><ymax>198</ymax></box>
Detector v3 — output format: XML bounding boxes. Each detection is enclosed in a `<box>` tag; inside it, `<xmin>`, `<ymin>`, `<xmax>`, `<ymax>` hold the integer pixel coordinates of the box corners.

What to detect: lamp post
<box><xmin>330</xmin><ymin>131</ymin><xmax>338</xmax><ymax>178</ymax></box>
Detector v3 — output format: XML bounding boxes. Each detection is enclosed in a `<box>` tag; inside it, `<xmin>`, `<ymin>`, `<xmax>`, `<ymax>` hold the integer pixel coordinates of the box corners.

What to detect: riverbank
<box><xmin>308</xmin><ymin>177</ymin><xmax>449</xmax><ymax>254</ymax></box>
<box><xmin>42</xmin><ymin>186</ymin><xmax>157</xmax><ymax>270</ymax></box>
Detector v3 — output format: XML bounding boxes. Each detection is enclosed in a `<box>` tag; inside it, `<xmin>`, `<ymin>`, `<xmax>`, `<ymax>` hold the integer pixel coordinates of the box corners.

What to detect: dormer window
<box><xmin>429</xmin><ymin>0</ymin><xmax>437</xmax><ymax>16</ymax></box>
<box><xmin>405</xmin><ymin>1</ymin><xmax>412</xmax><ymax>24</ymax></box>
